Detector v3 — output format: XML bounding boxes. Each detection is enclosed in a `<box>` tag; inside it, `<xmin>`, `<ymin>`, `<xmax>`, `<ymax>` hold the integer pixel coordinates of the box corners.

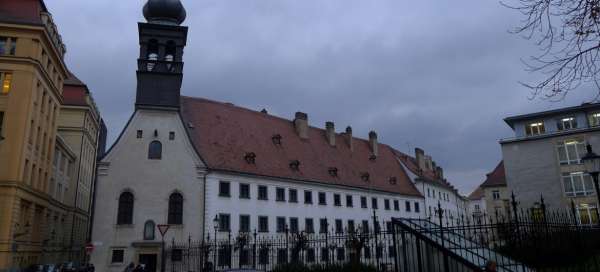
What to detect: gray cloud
<box><xmin>47</xmin><ymin>0</ymin><xmax>598</xmax><ymax>194</ymax></box>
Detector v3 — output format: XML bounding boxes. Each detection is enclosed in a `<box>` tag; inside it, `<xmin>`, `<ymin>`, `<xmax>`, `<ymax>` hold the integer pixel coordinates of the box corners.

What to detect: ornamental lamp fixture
<box><xmin>582</xmin><ymin>144</ymin><xmax>600</xmax><ymax>176</ymax></box>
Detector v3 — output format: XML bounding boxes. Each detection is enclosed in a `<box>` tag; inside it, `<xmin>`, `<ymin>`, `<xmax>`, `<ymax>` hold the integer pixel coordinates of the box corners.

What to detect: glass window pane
<box><xmin>585</xmin><ymin>175</ymin><xmax>595</xmax><ymax>194</ymax></box>
<box><xmin>573</xmin><ymin>175</ymin><xmax>584</xmax><ymax>193</ymax></box>
<box><xmin>563</xmin><ymin>177</ymin><xmax>574</xmax><ymax>195</ymax></box>
<box><xmin>557</xmin><ymin>145</ymin><xmax>567</xmax><ymax>163</ymax></box>
<box><xmin>567</xmin><ymin>144</ymin><xmax>577</xmax><ymax>163</ymax></box>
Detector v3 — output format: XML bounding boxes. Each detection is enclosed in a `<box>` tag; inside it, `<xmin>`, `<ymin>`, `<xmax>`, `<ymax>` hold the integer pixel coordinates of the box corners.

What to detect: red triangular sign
<box><xmin>157</xmin><ymin>224</ymin><xmax>170</xmax><ymax>237</ymax></box>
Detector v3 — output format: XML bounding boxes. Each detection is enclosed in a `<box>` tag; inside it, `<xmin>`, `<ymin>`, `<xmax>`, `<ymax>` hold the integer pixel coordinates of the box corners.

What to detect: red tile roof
<box><xmin>0</xmin><ymin>0</ymin><xmax>46</xmax><ymax>25</ymax></box>
<box><xmin>480</xmin><ymin>161</ymin><xmax>506</xmax><ymax>187</ymax></box>
<box><xmin>180</xmin><ymin>96</ymin><xmax>423</xmax><ymax>197</ymax></box>
<box><xmin>468</xmin><ymin>186</ymin><xmax>484</xmax><ymax>200</ymax></box>
<box><xmin>392</xmin><ymin>149</ymin><xmax>456</xmax><ymax>191</ymax></box>
<box><xmin>62</xmin><ymin>73</ymin><xmax>88</xmax><ymax>106</ymax></box>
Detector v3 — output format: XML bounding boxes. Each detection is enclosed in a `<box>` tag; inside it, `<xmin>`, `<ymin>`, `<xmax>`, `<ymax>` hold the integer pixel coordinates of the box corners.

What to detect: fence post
<box><xmin>252</xmin><ymin>230</ymin><xmax>257</xmax><ymax>270</ymax></box>
<box><xmin>437</xmin><ymin>201</ymin><xmax>450</xmax><ymax>272</ymax></box>
<box><xmin>571</xmin><ymin>200</ymin><xmax>578</xmax><ymax>225</ymax></box>
<box><xmin>391</xmin><ymin>221</ymin><xmax>399</xmax><ymax>272</ymax></box>
<box><xmin>171</xmin><ymin>238</ymin><xmax>175</xmax><ymax>272</ymax></box>
<box><xmin>400</xmin><ymin>229</ymin><xmax>408</xmax><ymax>272</ymax></box>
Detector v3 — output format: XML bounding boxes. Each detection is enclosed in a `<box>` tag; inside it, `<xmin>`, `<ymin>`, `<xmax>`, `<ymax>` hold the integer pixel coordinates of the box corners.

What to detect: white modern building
<box><xmin>90</xmin><ymin>1</ymin><xmax>426</xmax><ymax>272</ymax></box>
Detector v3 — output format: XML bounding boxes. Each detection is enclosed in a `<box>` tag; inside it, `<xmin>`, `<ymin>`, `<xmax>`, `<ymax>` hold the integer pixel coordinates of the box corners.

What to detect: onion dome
<box><xmin>143</xmin><ymin>0</ymin><xmax>187</xmax><ymax>25</ymax></box>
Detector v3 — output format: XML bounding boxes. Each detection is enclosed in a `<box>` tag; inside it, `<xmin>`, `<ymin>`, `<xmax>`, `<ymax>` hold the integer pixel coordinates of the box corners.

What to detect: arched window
<box><xmin>168</xmin><ymin>193</ymin><xmax>183</xmax><ymax>225</ymax></box>
<box><xmin>148</xmin><ymin>141</ymin><xmax>162</xmax><ymax>160</ymax></box>
<box><xmin>165</xmin><ymin>41</ymin><xmax>176</xmax><ymax>71</ymax></box>
<box><xmin>117</xmin><ymin>192</ymin><xmax>134</xmax><ymax>225</ymax></box>
<box><xmin>146</xmin><ymin>39</ymin><xmax>159</xmax><ymax>71</ymax></box>
<box><xmin>144</xmin><ymin>220</ymin><xmax>155</xmax><ymax>240</ymax></box>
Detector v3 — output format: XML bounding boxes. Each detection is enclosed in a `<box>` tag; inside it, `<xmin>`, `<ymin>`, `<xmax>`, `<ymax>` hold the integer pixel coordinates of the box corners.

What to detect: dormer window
<box><xmin>525</xmin><ymin>121</ymin><xmax>545</xmax><ymax>136</ymax></box>
<box><xmin>389</xmin><ymin>177</ymin><xmax>397</xmax><ymax>185</ymax></box>
<box><xmin>272</xmin><ymin>134</ymin><xmax>282</xmax><ymax>145</ymax></box>
<box><xmin>289</xmin><ymin>160</ymin><xmax>300</xmax><ymax>171</ymax></box>
<box><xmin>328</xmin><ymin>167</ymin><xmax>338</xmax><ymax>177</ymax></box>
<box><xmin>361</xmin><ymin>172</ymin><xmax>370</xmax><ymax>182</ymax></box>
<box><xmin>557</xmin><ymin>117</ymin><xmax>577</xmax><ymax>131</ymax></box>
<box><xmin>244</xmin><ymin>152</ymin><xmax>256</xmax><ymax>164</ymax></box>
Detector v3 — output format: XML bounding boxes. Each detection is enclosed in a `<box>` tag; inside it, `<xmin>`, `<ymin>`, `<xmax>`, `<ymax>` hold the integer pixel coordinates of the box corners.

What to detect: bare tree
<box><xmin>504</xmin><ymin>0</ymin><xmax>600</xmax><ymax>100</ymax></box>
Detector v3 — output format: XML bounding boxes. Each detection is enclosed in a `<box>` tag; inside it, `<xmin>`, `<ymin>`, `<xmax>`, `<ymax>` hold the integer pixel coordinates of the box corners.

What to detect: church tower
<box><xmin>135</xmin><ymin>0</ymin><xmax>188</xmax><ymax>110</ymax></box>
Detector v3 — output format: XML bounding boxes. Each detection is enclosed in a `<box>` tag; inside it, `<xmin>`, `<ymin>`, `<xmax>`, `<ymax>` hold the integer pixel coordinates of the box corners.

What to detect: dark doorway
<box><xmin>139</xmin><ymin>254</ymin><xmax>157</xmax><ymax>272</ymax></box>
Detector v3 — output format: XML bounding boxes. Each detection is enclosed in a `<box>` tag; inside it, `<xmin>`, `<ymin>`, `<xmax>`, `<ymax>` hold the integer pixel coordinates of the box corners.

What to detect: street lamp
<box><xmin>581</xmin><ymin>144</ymin><xmax>600</xmax><ymax>225</ymax></box>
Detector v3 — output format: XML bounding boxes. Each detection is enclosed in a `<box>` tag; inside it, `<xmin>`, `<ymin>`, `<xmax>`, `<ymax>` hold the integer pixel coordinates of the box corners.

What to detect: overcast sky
<box><xmin>46</xmin><ymin>0</ymin><xmax>598</xmax><ymax>195</ymax></box>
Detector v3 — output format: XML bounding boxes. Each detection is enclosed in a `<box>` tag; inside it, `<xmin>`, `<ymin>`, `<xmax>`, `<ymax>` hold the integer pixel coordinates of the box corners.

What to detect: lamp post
<box><xmin>213</xmin><ymin>215</ymin><xmax>219</xmax><ymax>272</ymax></box>
<box><xmin>581</xmin><ymin>144</ymin><xmax>600</xmax><ymax>225</ymax></box>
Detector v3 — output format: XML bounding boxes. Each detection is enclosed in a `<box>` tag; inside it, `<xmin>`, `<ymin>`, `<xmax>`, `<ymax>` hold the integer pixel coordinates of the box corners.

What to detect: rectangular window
<box><xmin>346</xmin><ymin>195</ymin><xmax>353</xmax><ymax>207</ymax></box>
<box><xmin>219</xmin><ymin>181</ymin><xmax>230</xmax><ymax>197</ymax></box>
<box><xmin>492</xmin><ymin>190</ymin><xmax>500</xmax><ymax>200</ymax></box>
<box><xmin>318</xmin><ymin>192</ymin><xmax>327</xmax><ymax>205</ymax></box>
<box><xmin>405</xmin><ymin>201</ymin><xmax>411</xmax><ymax>212</ymax></box>
<box><xmin>427</xmin><ymin>188</ymin><xmax>430</xmax><ymax>197</ymax></box>
<box><xmin>289</xmin><ymin>217</ymin><xmax>299</xmax><ymax>233</ymax></box>
<box><xmin>557</xmin><ymin>139</ymin><xmax>586</xmax><ymax>165</ymax></box>
<box><xmin>414</xmin><ymin>202</ymin><xmax>420</xmax><ymax>213</ymax></box>
<box><xmin>111</xmin><ymin>249</ymin><xmax>124</xmax><ymax>263</ymax></box>
<box><xmin>136</xmin><ymin>130</ymin><xmax>143</xmax><ymax>138</ymax></box>
<box><xmin>304</xmin><ymin>190</ymin><xmax>313</xmax><ymax>204</ymax></box>
<box><xmin>239</xmin><ymin>183</ymin><xmax>250</xmax><ymax>199</ymax></box>
<box><xmin>334</xmin><ymin>194</ymin><xmax>341</xmax><ymax>206</ymax></box>
<box><xmin>276</xmin><ymin>187</ymin><xmax>285</xmax><ymax>202</ymax></box>
<box><xmin>321</xmin><ymin>248</ymin><xmax>329</xmax><ymax>262</ymax></box>
<box><xmin>239</xmin><ymin>215</ymin><xmax>250</xmax><ymax>233</ymax></box>
<box><xmin>305</xmin><ymin>218</ymin><xmax>314</xmax><ymax>233</ymax></box>
<box><xmin>169</xmin><ymin>131</ymin><xmax>175</xmax><ymax>140</ymax></box>
<box><xmin>557</xmin><ymin>117</ymin><xmax>577</xmax><ymax>131</ymax></box>
<box><xmin>335</xmin><ymin>219</ymin><xmax>343</xmax><ymax>233</ymax></box>
<box><xmin>0</xmin><ymin>37</ymin><xmax>16</xmax><ymax>56</ymax></box>
<box><xmin>319</xmin><ymin>218</ymin><xmax>328</xmax><ymax>233</ymax></box>
<box><xmin>276</xmin><ymin>217</ymin><xmax>286</xmax><ymax>233</ymax></box>
<box><xmin>306</xmin><ymin>248</ymin><xmax>315</xmax><ymax>263</ymax></box>
<box><xmin>289</xmin><ymin>189</ymin><xmax>298</xmax><ymax>203</ymax></box>
<box><xmin>384</xmin><ymin>199</ymin><xmax>390</xmax><ymax>210</ymax></box>
<box><xmin>336</xmin><ymin>248</ymin><xmax>345</xmax><ymax>261</ymax></box>
<box><xmin>258</xmin><ymin>186</ymin><xmax>268</xmax><ymax>200</ymax></box>
<box><xmin>563</xmin><ymin>172</ymin><xmax>595</xmax><ymax>196</ymax></box>
<box><xmin>372</xmin><ymin>198</ymin><xmax>378</xmax><ymax>209</ymax></box>
<box><xmin>589</xmin><ymin>112</ymin><xmax>600</xmax><ymax>127</ymax></box>
<box><xmin>432</xmin><ymin>189</ymin><xmax>435</xmax><ymax>198</ymax></box>
<box><xmin>1</xmin><ymin>72</ymin><xmax>13</xmax><ymax>94</ymax></box>
<box><xmin>219</xmin><ymin>213</ymin><xmax>230</xmax><ymax>231</ymax></box>
<box><xmin>393</xmin><ymin>200</ymin><xmax>399</xmax><ymax>211</ymax></box>
<box><xmin>0</xmin><ymin>111</ymin><xmax>4</xmax><ymax>137</ymax></box>
<box><xmin>258</xmin><ymin>216</ymin><xmax>269</xmax><ymax>232</ymax></box>
<box><xmin>525</xmin><ymin>121</ymin><xmax>545</xmax><ymax>136</ymax></box>
<box><xmin>361</xmin><ymin>220</ymin><xmax>369</xmax><ymax>233</ymax></box>
<box><xmin>361</xmin><ymin>196</ymin><xmax>367</xmax><ymax>208</ymax></box>
<box><xmin>347</xmin><ymin>220</ymin><xmax>355</xmax><ymax>233</ymax></box>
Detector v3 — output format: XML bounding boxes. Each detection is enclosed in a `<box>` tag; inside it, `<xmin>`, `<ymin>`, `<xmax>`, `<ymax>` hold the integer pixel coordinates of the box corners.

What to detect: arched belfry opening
<box><xmin>136</xmin><ymin>0</ymin><xmax>188</xmax><ymax>110</ymax></box>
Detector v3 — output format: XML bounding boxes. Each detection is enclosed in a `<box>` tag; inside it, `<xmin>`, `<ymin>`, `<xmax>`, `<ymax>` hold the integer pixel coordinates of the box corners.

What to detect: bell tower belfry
<box><xmin>135</xmin><ymin>0</ymin><xmax>188</xmax><ymax>110</ymax></box>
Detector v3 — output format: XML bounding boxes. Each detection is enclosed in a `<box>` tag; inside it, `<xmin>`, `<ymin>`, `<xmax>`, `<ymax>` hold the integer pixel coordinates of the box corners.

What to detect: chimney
<box><xmin>369</xmin><ymin>131</ymin><xmax>378</xmax><ymax>156</ymax></box>
<box><xmin>425</xmin><ymin>155</ymin><xmax>433</xmax><ymax>170</ymax></box>
<box><xmin>294</xmin><ymin>112</ymin><xmax>308</xmax><ymax>139</ymax></box>
<box><xmin>415</xmin><ymin>148</ymin><xmax>425</xmax><ymax>169</ymax></box>
<box><xmin>325</xmin><ymin>122</ymin><xmax>335</xmax><ymax>146</ymax></box>
<box><xmin>436</xmin><ymin>166</ymin><xmax>444</xmax><ymax>179</ymax></box>
<box><xmin>345</xmin><ymin>126</ymin><xmax>354</xmax><ymax>151</ymax></box>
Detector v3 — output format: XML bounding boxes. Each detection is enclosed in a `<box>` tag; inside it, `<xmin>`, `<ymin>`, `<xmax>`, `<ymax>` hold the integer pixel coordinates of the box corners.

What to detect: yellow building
<box><xmin>0</xmin><ymin>0</ymin><xmax>71</xmax><ymax>270</ymax></box>
<box><xmin>57</xmin><ymin>74</ymin><xmax>101</xmax><ymax>264</ymax></box>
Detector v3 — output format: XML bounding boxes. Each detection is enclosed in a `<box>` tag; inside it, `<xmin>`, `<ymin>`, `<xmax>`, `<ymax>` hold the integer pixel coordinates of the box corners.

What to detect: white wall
<box><xmin>204</xmin><ymin>172</ymin><xmax>424</xmax><ymax>238</ymax></box>
<box><xmin>416</xmin><ymin>181</ymin><xmax>467</xmax><ymax>222</ymax></box>
<box><xmin>90</xmin><ymin>109</ymin><xmax>205</xmax><ymax>272</ymax></box>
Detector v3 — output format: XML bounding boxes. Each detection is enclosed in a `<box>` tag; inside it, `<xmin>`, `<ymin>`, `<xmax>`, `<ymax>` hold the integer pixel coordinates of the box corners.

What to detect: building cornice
<box><xmin>499</xmin><ymin>126</ymin><xmax>600</xmax><ymax>144</ymax></box>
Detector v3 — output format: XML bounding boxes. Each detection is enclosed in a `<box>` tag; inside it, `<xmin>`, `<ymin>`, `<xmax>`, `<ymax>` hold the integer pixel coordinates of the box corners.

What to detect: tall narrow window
<box><xmin>117</xmin><ymin>192</ymin><xmax>134</xmax><ymax>225</ymax></box>
<box><xmin>0</xmin><ymin>111</ymin><xmax>4</xmax><ymax>138</ymax></box>
<box><xmin>168</xmin><ymin>193</ymin><xmax>183</xmax><ymax>224</ymax></box>
<box><xmin>148</xmin><ymin>140</ymin><xmax>162</xmax><ymax>159</ymax></box>
<box><xmin>144</xmin><ymin>220</ymin><xmax>155</xmax><ymax>240</ymax></box>
<box><xmin>1</xmin><ymin>72</ymin><xmax>12</xmax><ymax>94</ymax></box>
